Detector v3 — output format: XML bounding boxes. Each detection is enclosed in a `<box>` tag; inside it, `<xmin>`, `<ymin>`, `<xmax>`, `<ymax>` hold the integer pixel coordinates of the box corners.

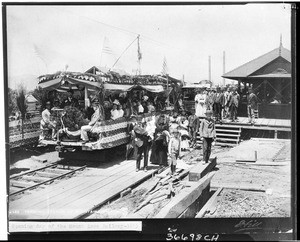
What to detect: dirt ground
<box><xmin>86</xmin><ymin>138</ymin><xmax>292</xmax><ymax>219</ymax></box>
<box><xmin>206</xmin><ymin>138</ymin><xmax>291</xmax><ymax>218</ymax></box>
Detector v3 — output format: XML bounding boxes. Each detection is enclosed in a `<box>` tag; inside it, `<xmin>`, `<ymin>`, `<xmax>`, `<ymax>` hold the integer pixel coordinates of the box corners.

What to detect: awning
<box><xmin>249</xmin><ymin>73</ymin><xmax>291</xmax><ymax>79</ymax></box>
<box><xmin>104</xmin><ymin>83</ymin><xmax>164</xmax><ymax>93</ymax></box>
<box><xmin>38</xmin><ymin>72</ymin><xmax>103</xmax><ymax>91</ymax></box>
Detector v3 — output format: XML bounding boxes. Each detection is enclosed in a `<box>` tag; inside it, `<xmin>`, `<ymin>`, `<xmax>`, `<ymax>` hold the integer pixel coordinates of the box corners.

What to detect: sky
<box><xmin>6</xmin><ymin>3</ymin><xmax>291</xmax><ymax>90</ymax></box>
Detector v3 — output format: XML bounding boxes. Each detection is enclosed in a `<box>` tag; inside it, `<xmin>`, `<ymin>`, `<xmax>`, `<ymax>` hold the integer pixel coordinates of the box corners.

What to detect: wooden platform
<box><xmin>219</xmin><ymin>117</ymin><xmax>291</xmax><ymax>131</ymax></box>
<box><xmin>9</xmin><ymin>160</ymin><xmax>159</xmax><ymax>220</ymax></box>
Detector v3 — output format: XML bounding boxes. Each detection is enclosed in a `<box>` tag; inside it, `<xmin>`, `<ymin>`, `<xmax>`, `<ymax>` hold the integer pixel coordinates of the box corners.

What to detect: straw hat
<box><xmin>113</xmin><ymin>99</ymin><xmax>120</xmax><ymax>105</ymax></box>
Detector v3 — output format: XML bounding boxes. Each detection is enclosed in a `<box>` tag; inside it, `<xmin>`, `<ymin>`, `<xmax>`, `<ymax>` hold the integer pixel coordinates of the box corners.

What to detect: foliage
<box><xmin>62</xmin><ymin>106</ymin><xmax>87</xmax><ymax>131</ymax></box>
<box><xmin>8</xmin><ymin>88</ymin><xmax>17</xmax><ymax>116</ymax></box>
<box><xmin>16</xmin><ymin>85</ymin><xmax>27</xmax><ymax>120</ymax></box>
<box><xmin>32</xmin><ymin>86</ymin><xmax>49</xmax><ymax>111</ymax></box>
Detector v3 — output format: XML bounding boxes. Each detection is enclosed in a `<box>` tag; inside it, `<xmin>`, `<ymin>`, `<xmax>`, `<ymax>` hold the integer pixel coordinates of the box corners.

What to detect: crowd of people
<box><xmin>39</xmin><ymin>86</ymin><xmax>259</xmax><ymax>175</ymax></box>
<box><xmin>128</xmin><ymin>109</ymin><xmax>216</xmax><ymax>175</ymax></box>
<box><xmin>40</xmin><ymin>89</ymin><xmax>163</xmax><ymax>141</ymax></box>
<box><xmin>194</xmin><ymin>86</ymin><xmax>258</xmax><ymax>124</ymax></box>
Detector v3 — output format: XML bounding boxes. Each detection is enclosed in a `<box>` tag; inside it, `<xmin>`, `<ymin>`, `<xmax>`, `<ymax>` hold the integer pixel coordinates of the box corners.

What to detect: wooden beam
<box><xmin>31</xmin><ymin>156</ymin><xmax>47</xmax><ymax>163</ymax></box>
<box><xmin>211</xmin><ymin>183</ymin><xmax>266</xmax><ymax>192</ymax></box>
<box><xmin>154</xmin><ymin>172</ymin><xmax>216</xmax><ymax>218</ymax></box>
<box><xmin>189</xmin><ymin>157</ymin><xmax>217</xmax><ymax>181</ymax></box>
<box><xmin>195</xmin><ymin>187</ymin><xmax>223</xmax><ymax>218</ymax></box>
<box><xmin>178</xmin><ymin>185</ymin><xmax>210</xmax><ymax>218</ymax></box>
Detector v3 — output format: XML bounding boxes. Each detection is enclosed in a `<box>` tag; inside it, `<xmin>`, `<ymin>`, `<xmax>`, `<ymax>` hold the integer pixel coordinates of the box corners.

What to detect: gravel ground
<box><xmin>206</xmin><ymin>138</ymin><xmax>291</xmax><ymax>218</ymax></box>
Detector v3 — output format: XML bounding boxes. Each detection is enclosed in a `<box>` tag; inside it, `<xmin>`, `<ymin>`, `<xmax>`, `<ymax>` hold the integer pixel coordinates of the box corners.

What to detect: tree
<box><xmin>16</xmin><ymin>85</ymin><xmax>27</xmax><ymax>140</ymax></box>
<box><xmin>32</xmin><ymin>86</ymin><xmax>48</xmax><ymax>111</ymax></box>
<box><xmin>8</xmin><ymin>88</ymin><xmax>17</xmax><ymax>116</ymax></box>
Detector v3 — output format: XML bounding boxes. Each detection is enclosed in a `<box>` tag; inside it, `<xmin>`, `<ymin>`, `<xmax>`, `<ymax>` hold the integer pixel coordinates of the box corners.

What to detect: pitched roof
<box><xmin>85</xmin><ymin>66</ymin><xmax>130</xmax><ymax>76</ymax></box>
<box><xmin>26</xmin><ymin>94</ymin><xmax>38</xmax><ymax>103</ymax></box>
<box><xmin>222</xmin><ymin>45</ymin><xmax>291</xmax><ymax>79</ymax></box>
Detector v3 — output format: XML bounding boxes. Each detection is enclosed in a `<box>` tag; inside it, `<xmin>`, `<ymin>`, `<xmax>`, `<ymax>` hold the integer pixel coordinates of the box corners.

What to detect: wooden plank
<box><xmin>216</xmin><ymin>137</ymin><xmax>239</xmax><ymax>142</ymax></box>
<box><xmin>45</xmin><ymin>168</ymin><xmax>69</xmax><ymax>174</ymax></box>
<box><xmin>195</xmin><ymin>187</ymin><xmax>223</xmax><ymax>218</ymax></box>
<box><xmin>216</xmin><ymin>133</ymin><xmax>240</xmax><ymax>137</ymax></box>
<box><xmin>216</xmin><ymin>125</ymin><xmax>241</xmax><ymax>129</ymax></box>
<box><xmin>10</xmin><ymin>159</ymin><xmax>134</xmax><ymax>208</ymax></box>
<box><xmin>239</xmin><ymin>118</ymin><xmax>249</xmax><ymax>124</ymax></box>
<box><xmin>10</xmin><ymin>164</ymin><xmax>141</xmax><ymax>220</ymax></box>
<box><xmin>268</xmin><ymin>119</ymin><xmax>277</xmax><ymax>126</ymax></box>
<box><xmin>215</xmin><ymin>142</ymin><xmax>237</xmax><ymax>147</ymax></box>
<box><xmin>35</xmin><ymin>171</ymin><xmax>60</xmax><ymax>178</ymax></box>
<box><xmin>154</xmin><ymin>172</ymin><xmax>216</xmax><ymax>218</ymax></box>
<box><xmin>11</xmin><ymin>160</ymin><xmax>135</xmax><ymax>209</ymax></box>
<box><xmin>10</xmin><ymin>163</ymin><xmax>58</xmax><ymax>179</ymax></box>
<box><xmin>10</xmin><ymin>181</ymin><xmax>35</xmax><ymax>188</ymax></box>
<box><xmin>255</xmin><ymin>118</ymin><xmax>264</xmax><ymax>126</ymax></box>
<box><xmin>10</xmin><ymin>166</ymin><xmax>86</xmax><ymax>197</ymax></box>
<box><xmin>261</xmin><ymin>118</ymin><xmax>270</xmax><ymax>126</ymax></box>
<box><xmin>43</xmin><ymin>169</ymin><xmax>158</xmax><ymax>219</ymax></box>
<box><xmin>216</xmin><ymin>130</ymin><xmax>240</xmax><ymax>134</ymax></box>
<box><xmin>57</xmin><ymin>168</ymin><xmax>157</xmax><ymax>214</ymax></box>
<box><xmin>31</xmin><ymin>156</ymin><xmax>47</xmax><ymax>163</ymax></box>
<box><xmin>178</xmin><ymin>185</ymin><xmax>210</xmax><ymax>218</ymax></box>
<box><xmin>21</xmin><ymin>175</ymin><xmax>49</xmax><ymax>183</ymax></box>
<box><xmin>21</xmin><ymin>163</ymin><xmax>140</xmax><ymax>212</ymax></box>
<box><xmin>210</xmin><ymin>183</ymin><xmax>266</xmax><ymax>192</ymax></box>
<box><xmin>189</xmin><ymin>157</ymin><xmax>216</xmax><ymax>181</ymax></box>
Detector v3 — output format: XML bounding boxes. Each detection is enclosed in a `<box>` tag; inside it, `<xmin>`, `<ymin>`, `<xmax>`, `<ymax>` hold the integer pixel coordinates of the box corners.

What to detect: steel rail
<box><xmin>9</xmin><ymin>165</ymin><xmax>87</xmax><ymax>196</ymax></box>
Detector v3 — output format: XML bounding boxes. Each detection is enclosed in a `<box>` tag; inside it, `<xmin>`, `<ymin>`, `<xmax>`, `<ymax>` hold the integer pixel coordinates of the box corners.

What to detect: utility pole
<box><xmin>208</xmin><ymin>55</ymin><xmax>211</xmax><ymax>83</ymax></box>
<box><xmin>223</xmin><ymin>51</ymin><xmax>226</xmax><ymax>86</ymax></box>
<box><xmin>137</xmin><ymin>35</ymin><xmax>142</xmax><ymax>75</ymax></box>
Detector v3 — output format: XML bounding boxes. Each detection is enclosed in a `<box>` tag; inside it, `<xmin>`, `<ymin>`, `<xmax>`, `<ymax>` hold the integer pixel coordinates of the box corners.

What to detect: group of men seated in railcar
<box><xmin>39</xmin><ymin>89</ymin><xmax>165</xmax><ymax>142</ymax></box>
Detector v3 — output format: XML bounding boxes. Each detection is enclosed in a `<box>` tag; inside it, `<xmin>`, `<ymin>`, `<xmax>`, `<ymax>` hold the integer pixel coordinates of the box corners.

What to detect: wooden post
<box><xmin>223</xmin><ymin>51</ymin><xmax>225</xmax><ymax>86</ymax></box>
<box><xmin>84</xmin><ymin>87</ymin><xmax>89</xmax><ymax>108</ymax></box>
<box><xmin>209</xmin><ymin>56</ymin><xmax>211</xmax><ymax>82</ymax></box>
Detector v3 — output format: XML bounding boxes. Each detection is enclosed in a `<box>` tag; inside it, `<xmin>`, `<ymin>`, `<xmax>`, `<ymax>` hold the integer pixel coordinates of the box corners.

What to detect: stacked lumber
<box><xmin>134</xmin><ymin>167</ymin><xmax>189</xmax><ymax>213</ymax></box>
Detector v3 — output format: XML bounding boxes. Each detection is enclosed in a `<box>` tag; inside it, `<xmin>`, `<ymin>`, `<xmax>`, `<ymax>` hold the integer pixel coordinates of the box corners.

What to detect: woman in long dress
<box><xmin>150</xmin><ymin>114</ymin><xmax>170</xmax><ymax>167</ymax></box>
<box><xmin>195</xmin><ymin>89</ymin><xmax>207</xmax><ymax>117</ymax></box>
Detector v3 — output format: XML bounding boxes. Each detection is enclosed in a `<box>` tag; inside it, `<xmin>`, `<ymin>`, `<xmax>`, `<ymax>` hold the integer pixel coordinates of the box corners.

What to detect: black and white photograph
<box><xmin>3</xmin><ymin>2</ymin><xmax>296</xmax><ymax>240</ymax></box>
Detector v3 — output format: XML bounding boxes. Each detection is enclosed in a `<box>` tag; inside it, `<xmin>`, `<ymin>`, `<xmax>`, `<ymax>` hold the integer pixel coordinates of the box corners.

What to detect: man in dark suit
<box><xmin>229</xmin><ymin>88</ymin><xmax>240</xmax><ymax>122</ymax></box>
<box><xmin>133</xmin><ymin>118</ymin><xmax>151</xmax><ymax>172</ymax></box>
<box><xmin>62</xmin><ymin>89</ymin><xmax>79</xmax><ymax>108</ymax></box>
<box><xmin>247</xmin><ymin>88</ymin><xmax>258</xmax><ymax>124</ymax></box>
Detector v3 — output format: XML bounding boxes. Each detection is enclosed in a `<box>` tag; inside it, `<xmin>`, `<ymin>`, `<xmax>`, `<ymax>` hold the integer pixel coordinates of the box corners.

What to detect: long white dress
<box><xmin>195</xmin><ymin>93</ymin><xmax>207</xmax><ymax>117</ymax></box>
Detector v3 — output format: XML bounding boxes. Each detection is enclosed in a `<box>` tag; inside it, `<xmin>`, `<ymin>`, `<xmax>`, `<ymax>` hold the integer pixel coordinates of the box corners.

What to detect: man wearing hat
<box><xmin>62</xmin><ymin>89</ymin><xmax>79</xmax><ymax>108</ymax></box>
<box><xmin>228</xmin><ymin>87</ymin><xmax>240</xmax><ymax>122</ymax></box>
<box><xmin>247</xmin><ymin>87</ymin><xmax>258</xmax><ymax>124</ymax></box>
<box><xmin>168</xmin><ymin>127</ymin><xmax>181</xmax><ymax>175</ymax></box>
<box><xmin>206</xmin><ymin>88</ymin><xmax>214</xmax><ymax>111</ymax></box>
<box><xmin>133</xmin><ymin>117</ymin><xmax>150</xmax><ymax>172</ymax></box>
<box><xmin>80</xmin><ymin>99</ymin><xmax>101</xmax><ymax>142</ymax></box>
<box><xmin>199</xmin><ymin>110</ymin><xmax>216</xmax><ymax>163</ymax></box>
<box><xmin>40</xmin><ymin>101</ymin><xmax>57</xmax><ymax>140</ymax></box>
<box><xmin>110</xmin><ymin>100</ymin><xmax>120</xmax><ymax>120</ymax></box>
<box><xmin>213</xmin><ymin>87</ymin><xmax>225</xmax><ymax>123</ymax></box>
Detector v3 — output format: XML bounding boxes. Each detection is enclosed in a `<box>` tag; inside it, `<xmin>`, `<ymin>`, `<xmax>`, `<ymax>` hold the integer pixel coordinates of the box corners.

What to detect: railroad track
<box><xmin>9</xmin><ymin>163</ymin><xmax>86</xmax><ymax>196</ymax></box>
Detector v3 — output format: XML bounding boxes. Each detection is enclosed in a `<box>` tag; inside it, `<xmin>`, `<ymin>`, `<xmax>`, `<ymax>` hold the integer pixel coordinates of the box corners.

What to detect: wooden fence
<box><xmin>9</xmin><ymin>116</ymin><xmax>41</xmax><ymax>149</ymax></box>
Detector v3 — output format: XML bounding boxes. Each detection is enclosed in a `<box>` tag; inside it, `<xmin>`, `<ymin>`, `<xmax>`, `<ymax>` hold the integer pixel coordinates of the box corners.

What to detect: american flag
<box><xmin>161</xmin><ymin>56</ymin><xmax>168</xmax><ymax>75</ymax></box>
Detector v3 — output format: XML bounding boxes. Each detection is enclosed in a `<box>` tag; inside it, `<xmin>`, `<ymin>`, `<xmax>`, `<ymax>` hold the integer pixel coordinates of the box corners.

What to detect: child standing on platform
<box><xmin>168</xmin><ymin>128</ymin><xmax>181</xmax><ymax>175</ymax></box>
